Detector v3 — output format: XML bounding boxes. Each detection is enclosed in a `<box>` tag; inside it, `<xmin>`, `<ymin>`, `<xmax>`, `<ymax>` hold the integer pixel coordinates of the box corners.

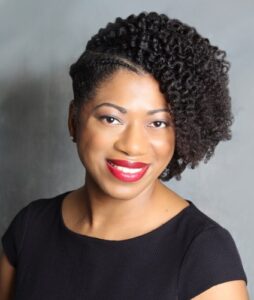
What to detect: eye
<box><xmin>149</xmin><ymin>121</ymin><xmax>169</xmax><ymax>128</ymax></box>
<box><xmin>98</xmin><ymin>115</ymin><xmax>122</xmax><ymax>125</ymax></box>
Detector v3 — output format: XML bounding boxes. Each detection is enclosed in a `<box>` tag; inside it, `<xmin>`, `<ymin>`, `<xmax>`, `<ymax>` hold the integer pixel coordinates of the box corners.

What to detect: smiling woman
<box><xmin>0</xmin><ymin>11</ymin><xmax>249</xmax><ymax>300</ymax></box>
<box><xmin>68</xmin><ymin>69</ymin><xmax>176</xmax><ymax>199</ymax></box>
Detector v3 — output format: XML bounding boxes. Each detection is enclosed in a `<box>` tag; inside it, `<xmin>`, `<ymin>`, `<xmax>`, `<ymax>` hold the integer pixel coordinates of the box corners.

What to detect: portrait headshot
<box><xmin>0</xmin><ymin>1</ymin><xmax>253</xmax><ymax>299</ymax></box>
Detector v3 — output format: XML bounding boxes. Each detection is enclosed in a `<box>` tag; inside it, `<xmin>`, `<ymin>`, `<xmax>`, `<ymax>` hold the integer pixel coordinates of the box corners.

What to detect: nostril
<box><xmin>113</xmin><ymin>139</ymin><xmax>147</xmax><ymax>156</ymax></box>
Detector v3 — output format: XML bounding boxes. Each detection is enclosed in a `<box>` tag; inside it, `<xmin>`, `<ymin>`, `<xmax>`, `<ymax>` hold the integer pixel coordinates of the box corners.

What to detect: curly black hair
<box><xmin>69</xmin><ymin>11</ymin><xmax>233</xmax><ymax>181</ymax></box>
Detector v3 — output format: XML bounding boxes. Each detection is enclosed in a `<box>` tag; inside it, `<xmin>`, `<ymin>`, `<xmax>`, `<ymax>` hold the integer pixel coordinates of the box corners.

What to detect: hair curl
<box><xmin>69</xmin><ymin>11</ymin><xmax>233</xmax><ymax>181</ymax></box>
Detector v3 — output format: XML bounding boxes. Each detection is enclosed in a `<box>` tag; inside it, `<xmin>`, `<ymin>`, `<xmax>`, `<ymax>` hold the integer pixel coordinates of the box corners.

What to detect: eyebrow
<box><xmin>92</xmin><ymin>102</ymin><xmax>171</xmax><ymax>115</ymax></box>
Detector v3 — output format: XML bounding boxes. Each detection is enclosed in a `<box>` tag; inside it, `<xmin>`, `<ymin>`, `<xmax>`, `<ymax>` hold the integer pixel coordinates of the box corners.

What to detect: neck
<box><xmin>78</xmin><ymin>176</ymin><xmax>164</xmax><ymax>231</ymax></box>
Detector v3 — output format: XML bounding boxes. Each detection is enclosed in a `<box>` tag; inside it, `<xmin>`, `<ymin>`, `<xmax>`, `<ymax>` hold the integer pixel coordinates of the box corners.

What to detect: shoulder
<box><xmin>181</xmin><ymin>200</ymin><xmax>221</xmax><ymax>230</ymax></box>
<box><xmin>174</xmin><ymin>200</ymin><xmax>225</xmax><ymax>250</ymax></box>
<box><xmin>19</xmin><ymin>191</ymin><xmax>71</xmax><ymax>235</ymax></box>
<box><xmin>177</xmin><ymin>201</ymin><xmax>248</xmax><ymax>299</ymax></box>
<box><xmin>27</xmin><ymin>191</ymin><xmax>69</xmax><ymax>217</ymax></box>
<box><xmin>1</xmin><ymin>191</ymin><xmax>69</xmax><ymax>267</ymax></box>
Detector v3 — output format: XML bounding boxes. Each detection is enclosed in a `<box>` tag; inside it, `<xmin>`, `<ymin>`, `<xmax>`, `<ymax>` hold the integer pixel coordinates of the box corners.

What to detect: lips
<box><xmin>107</xmin><ymin>159</ymin><xmax>149</xmax><ymax>168</ymax></box>
<box><xmin>106</xmin><ymin>159</ymin><xmax>150</xmax><ymax>182</ymax></box>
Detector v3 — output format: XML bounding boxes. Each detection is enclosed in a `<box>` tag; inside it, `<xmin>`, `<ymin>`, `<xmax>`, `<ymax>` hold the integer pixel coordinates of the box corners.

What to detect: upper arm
<box><xmin>0</xmin><ymin>250</ymin><xmax>16</xmax><ymax>300</ymax></box>
<box><xmin>191</xmin><ymin>279</ymin><xmax>249</xmax><ymax>300</ymax></box>
<box><xmin>0</xmin><ymin>202</ymin><xmax>30</xmax><ymax>299</ymax></box>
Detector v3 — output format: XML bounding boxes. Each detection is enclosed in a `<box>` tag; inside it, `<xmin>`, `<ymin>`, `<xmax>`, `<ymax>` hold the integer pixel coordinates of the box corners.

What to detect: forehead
<box><xmin>87</xmin><ymin>69</ymin><xmax>169</xmax><ymax>112</ymax></box>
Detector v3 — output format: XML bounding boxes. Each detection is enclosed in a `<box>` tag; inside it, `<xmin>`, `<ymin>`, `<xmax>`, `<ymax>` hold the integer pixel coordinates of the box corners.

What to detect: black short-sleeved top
<box><xmin>1</xmin><ymin>191</ymin><xmax>247</xmax><ymax>300</ymax></box>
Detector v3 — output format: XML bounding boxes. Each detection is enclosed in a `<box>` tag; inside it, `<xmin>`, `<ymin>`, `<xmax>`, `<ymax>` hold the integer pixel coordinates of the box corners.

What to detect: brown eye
<box><xmin>149</xmin><ymin>121</ymin><xmax>169</xmax><ymax>128</ymax></box>
<box><xmin>99</xmin><ymin>115</ymin><xmax>122</xmax><ymax>125</ymax></box>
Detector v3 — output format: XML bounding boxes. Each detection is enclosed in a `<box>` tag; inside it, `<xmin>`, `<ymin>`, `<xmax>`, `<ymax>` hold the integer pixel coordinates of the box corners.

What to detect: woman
<box><xmin>0</xmin><ymin>11</ymin><xmax>249</xmax><ymax>300</ymax></box>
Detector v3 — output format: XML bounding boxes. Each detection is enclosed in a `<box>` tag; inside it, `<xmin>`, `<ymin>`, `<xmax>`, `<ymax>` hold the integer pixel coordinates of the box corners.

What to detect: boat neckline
<box><xmin>58</xmin><ymin>190</ymin><xmax>195</xmax><ymax>244</ymax></box>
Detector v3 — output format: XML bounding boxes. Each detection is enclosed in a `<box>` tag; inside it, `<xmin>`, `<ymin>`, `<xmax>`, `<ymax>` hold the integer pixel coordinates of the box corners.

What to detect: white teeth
<box><xmin>115</xmin><ymin>165</ymin><xmax>143</xmax><ymax>174</ymax></box>
<box><xmin>109</xmin><ymin>162</ymin><xmax>143</xmax><ymax>174</ymax></box>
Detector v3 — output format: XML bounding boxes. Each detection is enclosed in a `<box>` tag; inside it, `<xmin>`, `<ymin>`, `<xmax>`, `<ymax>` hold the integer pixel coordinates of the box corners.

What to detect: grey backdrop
<box><xmin>0</xmin><ymin>0</ymin><xmax>253</xmax><ymax>297</ymax></box>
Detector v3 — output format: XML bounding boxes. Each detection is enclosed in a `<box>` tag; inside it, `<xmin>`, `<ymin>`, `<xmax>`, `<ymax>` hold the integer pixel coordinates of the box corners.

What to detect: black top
<box><xmin>2</xmin><ymin>191</ymin><xmax>247</xmax><ymax>300</ymax></box>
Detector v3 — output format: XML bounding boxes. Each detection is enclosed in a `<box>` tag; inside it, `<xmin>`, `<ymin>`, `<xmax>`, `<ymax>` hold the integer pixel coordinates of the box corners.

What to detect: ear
<box><xmin>68</xmin><ymin>100</ymin><xmax>77</xmax><ymax>143</ymax></box>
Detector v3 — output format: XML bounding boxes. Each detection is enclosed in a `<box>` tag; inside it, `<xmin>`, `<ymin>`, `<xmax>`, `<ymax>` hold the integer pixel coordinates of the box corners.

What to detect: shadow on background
<box><xmin>0</xmin><ymin>68</ymin><xmax>84</xmax><ymax>238</ymax></box>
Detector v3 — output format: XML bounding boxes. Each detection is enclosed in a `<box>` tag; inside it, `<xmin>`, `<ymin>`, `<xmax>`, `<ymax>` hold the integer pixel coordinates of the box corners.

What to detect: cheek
<box><xmin>151</xmin><ymin>131</ymin><xmax>175</xmax><ymax>161</ymax></box>
<box><xmin>76</xmin><ymin>125</ymin><xmax>114</xmax><ymax>162</ymax></box>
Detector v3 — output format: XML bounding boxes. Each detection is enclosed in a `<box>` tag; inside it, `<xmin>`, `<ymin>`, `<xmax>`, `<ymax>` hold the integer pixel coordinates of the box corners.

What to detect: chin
<box><xmin>102</xmin><ymin>176</ymin><xmax>158</xmax><ymax>201</ymax></box>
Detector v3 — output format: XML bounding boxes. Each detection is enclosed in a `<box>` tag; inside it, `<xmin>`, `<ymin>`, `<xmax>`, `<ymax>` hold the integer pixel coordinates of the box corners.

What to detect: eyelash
<box><xmin>98</xmin><ymin>115</ymin><xmax>170</xmax><ymax>128</ymax></box>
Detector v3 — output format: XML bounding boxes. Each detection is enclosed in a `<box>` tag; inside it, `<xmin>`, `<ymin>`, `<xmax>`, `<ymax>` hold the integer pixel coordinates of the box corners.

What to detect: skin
<box><xmin>0</xmin><ymin>252</ymin><xmax>15</xmax><ymax>300</ymax></box>
<box><xmin>0</xmin><ymin>68</ymin><xmax>249</xmax><ymax>299</ymax></box>
<box><xmin>66</xmin><ymin>68</ymin><xmax>189</xmax><ymax>240</ymax></box>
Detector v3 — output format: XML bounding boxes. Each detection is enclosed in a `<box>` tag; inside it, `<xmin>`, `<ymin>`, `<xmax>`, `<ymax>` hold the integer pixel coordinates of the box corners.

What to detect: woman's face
<box><xmin>69</xmin><ymin>69</ymin><xmax>175</xmax><ymax>200</ymax></box>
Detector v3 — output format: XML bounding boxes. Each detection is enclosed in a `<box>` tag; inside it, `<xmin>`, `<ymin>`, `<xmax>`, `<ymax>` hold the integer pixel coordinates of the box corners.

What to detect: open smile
<box><xmin>106</xmin><ymin>159</ymin><xmax>150</xmax><ymax>182</ymax></box>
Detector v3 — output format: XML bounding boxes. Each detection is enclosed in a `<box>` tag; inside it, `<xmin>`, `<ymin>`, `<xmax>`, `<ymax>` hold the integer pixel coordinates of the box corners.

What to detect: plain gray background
<box><xmin>0</xmin><ymin>0</ymin><xmax>253</xmax><ymax>297</ymax></box>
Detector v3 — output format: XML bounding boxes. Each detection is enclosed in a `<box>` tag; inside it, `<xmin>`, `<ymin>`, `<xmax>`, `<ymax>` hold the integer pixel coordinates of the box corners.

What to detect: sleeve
<box><xmin>1</xmin><ymin>204</ymin><xmax>30</xmax><ymax>268</ymax></box>
<box><xmin>178</xmin><ymin>226</ymin><xmax>248</xmax><ymax>300</ymax></box>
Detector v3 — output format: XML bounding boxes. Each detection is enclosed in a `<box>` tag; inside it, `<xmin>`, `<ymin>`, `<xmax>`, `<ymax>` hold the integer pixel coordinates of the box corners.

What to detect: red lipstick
<box><xmin>107</xmin><ymin>159</ymin><xmax>149</xmax><ymax>168</ymax></box>
<box><xmin>106</xmin><ymin>159</ymin><xmax>150</xmax><ymax>182</ymax></box>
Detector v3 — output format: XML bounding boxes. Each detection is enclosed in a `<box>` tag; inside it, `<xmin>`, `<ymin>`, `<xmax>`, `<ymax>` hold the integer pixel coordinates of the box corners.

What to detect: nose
<box><xmin>113</xmin><ymin>122</ymin><xmax>148</xmax><ymax>157</ymax></box>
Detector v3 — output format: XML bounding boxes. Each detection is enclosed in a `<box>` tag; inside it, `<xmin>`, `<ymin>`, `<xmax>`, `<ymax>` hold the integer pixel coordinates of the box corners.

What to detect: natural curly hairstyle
<box><xmin>69</xmin><ymin>11</ymin><xmax>233</xmax><ymax>181</ymax></box>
